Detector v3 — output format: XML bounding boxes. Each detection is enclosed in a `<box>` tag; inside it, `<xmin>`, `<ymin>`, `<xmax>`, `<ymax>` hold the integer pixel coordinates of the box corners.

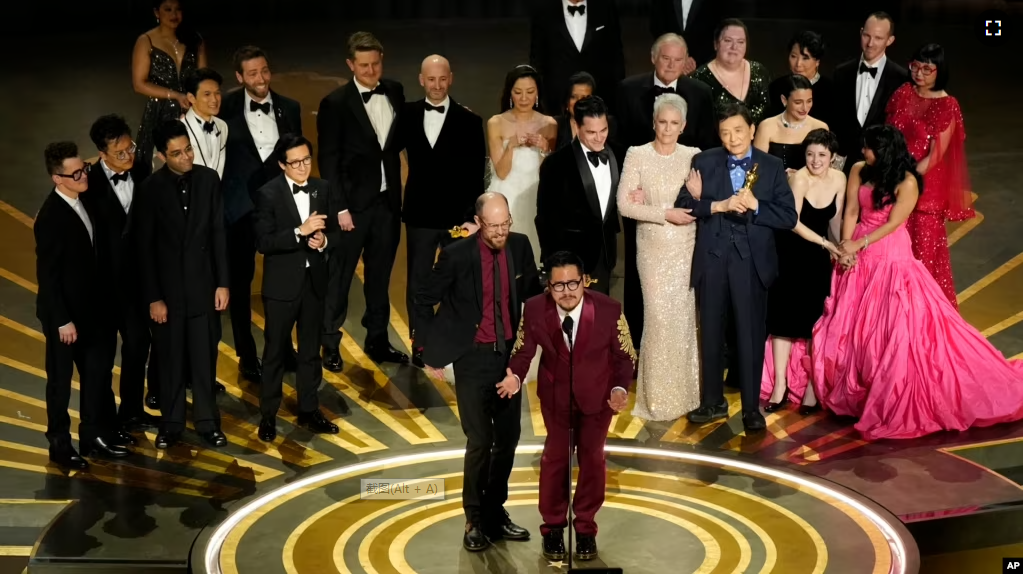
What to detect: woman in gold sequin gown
<box><xmin>618</xmin><ymin>94</ymin><xmax>701</xmax><ymax>421</ymax></box>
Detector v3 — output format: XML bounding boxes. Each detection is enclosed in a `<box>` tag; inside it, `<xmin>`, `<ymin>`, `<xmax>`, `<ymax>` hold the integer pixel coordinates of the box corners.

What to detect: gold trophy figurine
<box><xmin>449</xmin><ymin>226</ymin><xmax>470</xmax><ymax>239</ymax></box>
<box><xmin>739</xmin><ymin>163</ymin><xmax>759</xmax><ymax>201</ymax></box>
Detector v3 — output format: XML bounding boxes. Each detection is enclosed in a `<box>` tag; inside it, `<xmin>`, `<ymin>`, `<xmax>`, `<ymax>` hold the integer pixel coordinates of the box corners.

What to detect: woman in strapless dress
<box><xmin>754</xmin><ymin>75</ymin><xmax>828</xmax><ymax>173</ymax></box>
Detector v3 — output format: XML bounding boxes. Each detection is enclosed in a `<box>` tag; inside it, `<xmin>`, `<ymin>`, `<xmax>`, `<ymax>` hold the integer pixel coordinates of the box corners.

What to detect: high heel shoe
<box><xmin>764</xmin><ymin>389</ymin><xmax>789</xmax><ymax>413</ymax></box>
<box><xmin>798</xmin><ymin>402</ymin><xmax>821</xmax><ymax>416</ymax></box>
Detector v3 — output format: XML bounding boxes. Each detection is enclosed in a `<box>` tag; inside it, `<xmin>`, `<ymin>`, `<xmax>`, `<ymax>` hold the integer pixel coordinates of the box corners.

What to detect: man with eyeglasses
<box><xmin>36</xmin><ymin>141</ymin><xmax>130</xmax><ymax>470</ymax></box>
<box><xmin>135</xmin><ymin>120</ymin><xmax>229</xmax><ymax>449</ymax></box>
<box><xmin>252</xmin><ymin>134</ymin><xmax>342</xmax><ymax>442</ymax></box>
<box><xmin>502</xmin><ymin>250</ymin><xmax>634</xmax><ymax>562</ymax></box>
<box><xmin>84</xmin><ymin>114</ymin><xmax>161</xmax><ymax>429</ymax></box>
<box><xmin>414</xmin><ymin>192</ymin><xmax>540</xmax><ymax>552</ymax></box>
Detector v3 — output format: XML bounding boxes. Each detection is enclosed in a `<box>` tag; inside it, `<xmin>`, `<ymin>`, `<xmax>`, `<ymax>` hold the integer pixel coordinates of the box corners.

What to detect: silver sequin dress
<box><xmin>617</xmin><ymin>143</ymin><xmax>701</xmax><ymax>421</ymax></box>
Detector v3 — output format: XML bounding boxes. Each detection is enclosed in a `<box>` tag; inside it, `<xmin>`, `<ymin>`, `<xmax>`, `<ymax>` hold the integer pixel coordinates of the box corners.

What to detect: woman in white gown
<box><xmin>486</xmin><ymin>65</ymin><xmax>558</xmax><ymax>269</ymax></box>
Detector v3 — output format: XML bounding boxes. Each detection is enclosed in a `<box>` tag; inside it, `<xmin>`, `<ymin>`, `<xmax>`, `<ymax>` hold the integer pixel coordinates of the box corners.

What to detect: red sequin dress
<box><xmin>886</xmin><ymin>83</ymin><xmax>974</xmax><ymax>308</ymax></box>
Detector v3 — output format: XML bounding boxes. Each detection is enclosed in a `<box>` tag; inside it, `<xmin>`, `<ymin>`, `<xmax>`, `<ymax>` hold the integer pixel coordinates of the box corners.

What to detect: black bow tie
<box><xmin>250</xmin><ymin>100</ymin><xmax>271</xmax><ymax>114</ymax></box>
<box><xmin>567</xmin><ymin>4</ymin><xmax>585</xmax><ymax>15</ymax></box>
<box><xmin>199</xmin><ymin>118</ymin><xmax>215</xmax><ymax>133</ymax></box>
<box><xmin>858</xmin><ymin>63</ymin><xmax>878</xmax><ymax>78</ymax></box>
<box><xmin>361</xmin><ymin>85</ymin><xmax>386</xmax><ymax>103</ymax></box>
<box><xmin>292</xmin><ymin>183</ymin><xmax>308</xmax><ymax>195</ymax></box>
<box><xmin>110</xmin><ymin>172</ymin><xmax>130</xmax><ymax>184</ymax></box>
<box><xmin>586</xmin><ymin>149</ymin><xmax>609</xmax><ymax>168</ymax></box>
<box><xmin>653</xmin><ymin>85</ymin><xmax>675</xmax><ymax>95</ymax></box>
<box><xmin>425</xmin><ymin>102</ymin><xmax>445</xmax><ymax>113</ymax></box>
<box><xmin>728</xmin><ymin>157</ymin><xmax>752</xmax><ymax>171</ymax></box>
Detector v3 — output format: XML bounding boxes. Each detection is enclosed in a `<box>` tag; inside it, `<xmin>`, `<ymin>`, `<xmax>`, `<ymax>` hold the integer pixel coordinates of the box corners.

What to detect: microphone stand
<box><xmin>562</xmin><ymin>318</ymin><xmax>576</xmax><ymax>571</ymax></box>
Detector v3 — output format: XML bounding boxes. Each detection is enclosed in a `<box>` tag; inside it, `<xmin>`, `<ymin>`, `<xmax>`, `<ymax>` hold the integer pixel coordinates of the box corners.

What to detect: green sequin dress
<box><xmin>691</xmin><ymin>61</ymin><xmax>772</xmax><ymax>126</ymax></box>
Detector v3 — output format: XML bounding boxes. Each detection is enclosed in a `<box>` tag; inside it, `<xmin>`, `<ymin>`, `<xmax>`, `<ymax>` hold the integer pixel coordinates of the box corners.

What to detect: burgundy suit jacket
<box><xmin>508</xmin><ymin>291</ymin><xmax>636</xmax><ymax>416</ymax></box>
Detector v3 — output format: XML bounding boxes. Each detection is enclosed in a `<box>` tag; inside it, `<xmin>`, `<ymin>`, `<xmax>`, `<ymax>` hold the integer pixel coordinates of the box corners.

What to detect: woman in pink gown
<box><xmin>885</xmin><ymin>43</ymin><xmax>973</xmax><ymax>309</ymax></box>
<box><xmin>811</xmin><ymin>125</ymin><xmax>1023</xmax><ymax>441</ymax></box>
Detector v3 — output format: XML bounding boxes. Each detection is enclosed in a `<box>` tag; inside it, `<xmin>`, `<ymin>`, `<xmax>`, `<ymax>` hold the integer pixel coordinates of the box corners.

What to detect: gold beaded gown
<box><xmin>617</xmin><ymin>143</ymin><xmax>701</xmax><ymax>421</ymax></box>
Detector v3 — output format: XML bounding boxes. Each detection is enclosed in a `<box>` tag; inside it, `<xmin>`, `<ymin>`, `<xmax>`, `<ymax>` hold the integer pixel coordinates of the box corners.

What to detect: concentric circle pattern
<box><xmin>205</xmin><ymin>446</ymin><xmax>914</xmax><ymax>574</ymax></box>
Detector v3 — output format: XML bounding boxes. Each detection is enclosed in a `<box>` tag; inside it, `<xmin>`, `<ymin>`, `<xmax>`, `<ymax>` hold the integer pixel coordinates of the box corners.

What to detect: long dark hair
<box><xmin>153</xmin><ymin>0</ymin><xmax>202</xmax><ymax>53</ymax></box>
<box><xmin>499</xmin><ymin>65</ymin><xmax>545</xmax><ymax>113</ymax></box>
<box><xmin>859</xmin><ymin>125</ymin><xmax>923</xmax><ymax>210</ymax></box>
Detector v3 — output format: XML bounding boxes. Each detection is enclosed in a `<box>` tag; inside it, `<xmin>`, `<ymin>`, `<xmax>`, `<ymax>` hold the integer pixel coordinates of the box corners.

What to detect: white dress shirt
<box><xmin>679</xmin><ymin>0</ymin><xmax>694</xmax><ymax>29</ymax></box>
<box><xmin>354</xmin><ymin>80</ymin><xmax>394</xmax><ymax>192</ymax></box>
<box><xmin>423</xmin><ymin>96</ymin><xmax>450</xmax><ymax>148</ymax></box>
<box><xmin>286</xmin><ymin>175</ymin><xmax>321</xmax><ymax>268</ymax></box>
<box><xmin>563</xmin><ymin>0</ymin><xmax>587</xmax><ymax>52</ymax></box>
<box><xmin>245</xmin><ymin>91</ymin><xmax>279</xmax><ymax>162</ymax></box>
<box><xmin>654</xmin><ymin>75</ymin><xmax>679</xmax><ymax>91</ymax></box>
<box><xmin>56</xmin><ymin>188</ymin><xmax>93</xmax><ymax>243</ymax></box>
<box><xmin>182</xmin><ymin>108</ymin><xmax>228</xmax><ymax>177</ymax></box>
<box><xmin>856</xmin><ymin>54</ymin><xmax>887</xmax><ymax>126</ymax></box>
<box><xmin>580</xmin><ymin>141</ymin><xmax>612</xmax><ymax>217</ymax></box>
<box><xmin>100</xmin><ymin>160</ymin><xmax>133</xmax><ymax>214</ymax></box>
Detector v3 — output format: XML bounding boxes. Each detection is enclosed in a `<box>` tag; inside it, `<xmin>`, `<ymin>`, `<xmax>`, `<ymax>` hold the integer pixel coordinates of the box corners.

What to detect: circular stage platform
<box><xmin>200</xmin><ymin>445</ymin><xmax>918</xmax><ymax>574</ymax></box>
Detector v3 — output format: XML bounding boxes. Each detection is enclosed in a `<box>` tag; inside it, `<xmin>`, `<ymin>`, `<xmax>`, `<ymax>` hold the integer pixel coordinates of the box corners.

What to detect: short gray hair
<box><xmin>651</xmin><ymin>33</ymin><xmax>687</xmax><ymax>59</ymax></box>
<box><xmin>653</xmin><ymin>93</ymin><xmax>688</xmax><ymax>123</ymax></box>
<box><xmin>475</xmin><ymin>191</ymin><xmax>509</xmax><ymax>217</ymax></box>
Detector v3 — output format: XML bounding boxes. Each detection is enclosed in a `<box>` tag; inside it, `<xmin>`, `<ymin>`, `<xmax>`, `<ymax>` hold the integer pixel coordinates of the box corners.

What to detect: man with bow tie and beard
<box><xmin>535</xmin><ymin>96</ymin><xmax>619</xmax><ymax>294</ymax></box>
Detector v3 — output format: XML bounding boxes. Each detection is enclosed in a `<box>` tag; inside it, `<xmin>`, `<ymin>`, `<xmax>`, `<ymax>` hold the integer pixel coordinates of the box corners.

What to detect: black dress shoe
<box><xmin>687</xmin><ymin>401</ymin><xmax>729</xmax><ymax>424</ymax></box>
<box><xmin>485</xmin><ymin>510</ymin><xmax>530</xmax><ymax>541</ymax></box>
<box><xmin>154</xmin><ymin>432</ymin><xmax>180</xmax><ymax>450</ymax></box>
<box><xmin>49</xmin><ymin>444</ymin><xmax>88</xmax><ymax>470</ymax></box>
<box><xmin>297</xmin><ymin>411</ymin><xmax>339</xmax><ymax>434</ymax></box>
<box><xmin>200</xmin><ymin>430</ymin><xmax>228</xmax><ymax>448</ymax></box>
<box><xmin>764</xmin><ymin>389</ymin><xmax>790</xmax><ymax>413</ymax></box>
<box><xmin>240</xmin><ymin>359</ymin><xmax>262</xmax><ymax>383</ymax></box>
<box><xmin>121</xmin><ymin>412</ymin><xmax>160</xmax><ymax>431</ymax></box>
<box><xmin>258</xmin><ymin>418</ymin><xmax>277</xmax><ymax>442</ymax></box>
<box><xmin>463</xmin><ymin>523</ymin><xmax>489</xmax><ymax>552</ymax></box>
<box><xmin>323</xmin><ymin>351</ymin><xmax>343</xmax><ymax>373</ymax></box>
<box><xmin>366</xmin><ymin>342</ymin><xmax>409</xmax><ymax>365</ymax></box>
<box><xmin>412</xmin><ymin>349</ymin><xmax>425</xmax><ymax>369</ymax></box>
<box><xmin>110</xmin><ymin>430</ymin><xmax>139</xmax><ymax>447</ymax></box>
<box><xmin>81</xmin><ymin>436</ymin><xmax>131</xmax><ymax>458</ymax></box>
<box><xmin>575</xmin><ymin>534</ymin><xmax>598</xmax><ymax>561</ymax></box>
<box><xmin>214</xmin><ymin>381</ymin><xmax>226</xmax><ymax>394</ymax></box>
<box><xmin>743</xmin><ymin>410</ymin><xmax>767</xmax><ymax>432</ymax></box>
<box><xmin>799</xmin><ymin>402</ymin><xmax>822</xmax><ymax>416</ymax></box>
<box><xmin>145</xmin><ymin>392</ymin><xmax>160</xmax><ymax>410</ymax></box>
<box><xmin>541</xmin><ymin>528</ymin><xmax>566</xmax><ymax>560</ymax></box>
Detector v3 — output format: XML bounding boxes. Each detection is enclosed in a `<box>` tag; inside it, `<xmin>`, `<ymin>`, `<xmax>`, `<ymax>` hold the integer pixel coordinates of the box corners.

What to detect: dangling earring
<box><xmin>533</xmin><ymin>98</ymin><xmax>539</xmax><ymax>110</ymax></box>
<box><xmin>156</xmin><ymin>17</ymin><xmax>160</xmax><ymax>24</ymax></box>
<box><xmin>509</xmin><ymin>97</ymin><xmax>513</xmax><ymax>109</ymax></box>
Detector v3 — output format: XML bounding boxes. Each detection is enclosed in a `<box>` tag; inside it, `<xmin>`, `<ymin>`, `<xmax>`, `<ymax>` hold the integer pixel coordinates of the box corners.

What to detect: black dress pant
<box><xmin>622</xmin><ymin>217</ymin><xmax>643</xmax><ymax>349</ymax></box>
<box><xmin>103</xmin><ymin>295</ymin><xmax>152</xmax><ymax>420</ymax></box>
<box><xmin>226</xmin><ymin>213</ymin><xmax>259</xmax><ymax>366</ymax></box>
<box><xmin>262</xmin><ymin>269</ymin><xmax>324</xmax><ymax>419</ymax></box>
<box><xmin>151</xmin><ymin>312</ymin><xmax>220</xmax><ymax>434</ymax></box>
<box><xmin>44</xmin><ymin>325</ymin><xmax>112</xmax><ymax>446</ymax></box>
<box><xmin>695</xmin><ymin>237</ymin><xmax>768</xmax><ymax>414</ymax></box>
<box><xmin>453</xmin><ymin>342</ymin><xmax>521</xmax><ymax>525</ymax></box>
<box><xmin>323</xmin><ymin>196</ymin><xmax>401</xmax><ymax>350</ymax></box>
<box><xmin>405</xmin><ymin>226</ymin><xmax>454</xmax><ymax>337</ymax></box>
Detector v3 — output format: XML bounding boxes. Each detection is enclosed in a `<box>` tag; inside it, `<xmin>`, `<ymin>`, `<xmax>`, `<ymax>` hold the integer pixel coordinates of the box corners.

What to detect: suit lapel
<box><xmin>556</xmin><ymin>3</ymin><xmax>578</xmax><ymax>51</ymax></box>
<box><xmin>544</xmin><ymin>296</ymin><xmax>570</xmax><ymax>358</ymax></box>
<box><xmin>271</xmin><ymin>91</ymin><xmax>293</xmax><ymax>136</ymax></box>
<box><xmin>184</xmin><ymin>110</ymin><xmax>213</xmax><ymax>168</ymax></box>
<box><xmin>230</xmin><ymin>93</ymin><xmax>262</xmax><ymax>162</ymax></box>
<box><xmin>382</xmin><ymin>83</ymin><xmax>400</xmax><ymax>150</ymax></box>
<box><xmin>507</xmin><ymin>239</ymin><xmax>519</xmax><ymax>311</ymax></box>
<box><xmin>572</xmin><ymin>142</ymin><xmax>602</xmax><ymax>219</ymax></box>
<box><xmin>576</xmin><ymin>296</ymin><xmax>594</xmax><ymax>359</ymax></box>
<box><xmin>433</xmin><ymin>98</ymin><xmax>458</xmax><ymax>149</ymax></box>
<box><xmin>580</xmin><ymin>1</ymin><xmax>596</xmax><ymax>53</ymax></box>
<box><xmin>470</xmin><ymin>241</ymin><xmax>483</xmax><ymax>314</ymax></box>
<box><xmin>607</xmin><ymin>148</ymin><xmax>620</xmax><ymax>220</ymax></box>
<box><xmin>347</xmin><ymin>82</ymin><xmax>379</xmax><ymax>146</ymax></box>
<box><xmin>684</xmin><ymin>0</ymin><xmax>703</xmax><ymax>31</ymax></box>
<box><xmin>866</xmin><ymin>65</ymin><xmax>898</xmax><ymax>124</ymax></box>
<box><xmin>278</xmin><ymin>177</ymin><xmax>303</xmax><ymax>227</ymax></box>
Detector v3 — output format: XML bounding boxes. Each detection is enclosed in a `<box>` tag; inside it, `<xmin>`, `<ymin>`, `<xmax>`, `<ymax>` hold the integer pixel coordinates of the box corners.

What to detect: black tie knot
<box><xmin>292</xmin><ymin>183</ymin><xmax>308</xmax><ymax>195</ymax></box>
<box><xmin>249</xmin><ymin>100</ymin><xmax>271</xmax><ymax>114</ymax></box>
<box><xmin>110</xmin><ymin>172</ymin><xmax>130</xmax><ymax>184</ymax></box>
<box><xmin>586</xmin><ymin>149</ymin><xmax>609</xmax><ymax>168</ymax></box>
<box><xmin>361</xmin><ymin>85</ymin><xmax>387</xmax><ymax>103</ymax></box>
<box><xmin>425</xmin><ymin>102</ymin><xmax>445</xmax><ymax>113</ymax></box>
<box><xmin>201</xmin><ymin>119</ymin><xmax>215</xmax><ymax>133</ymax></box>
<box><xmin>858</xmin><ymin>63</ymin><xmax>878</xmax><ymax>78</ymax></box>
<box><xmin>653</xmin><ymin>85</ymin><xmax>676</xmax><ymax>96</ymax></box>
<box><xmin>567</xmin><ymin>4</ymin><xmax>585</xmax><ymax>16</ymax></box>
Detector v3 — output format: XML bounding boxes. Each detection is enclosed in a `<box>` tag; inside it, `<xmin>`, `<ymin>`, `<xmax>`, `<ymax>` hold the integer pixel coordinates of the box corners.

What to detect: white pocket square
<box><xmin>595</xmin><ymin>25</ymin><xmax>605</xmax><ymax>31</ymax></box>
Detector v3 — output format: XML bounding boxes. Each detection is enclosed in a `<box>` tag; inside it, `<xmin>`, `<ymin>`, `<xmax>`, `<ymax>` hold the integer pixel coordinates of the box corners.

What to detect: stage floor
<box><xmin>1</xmin><ymin>15</ymin><xmax>1023</xmax><ymax>574</ymax></box>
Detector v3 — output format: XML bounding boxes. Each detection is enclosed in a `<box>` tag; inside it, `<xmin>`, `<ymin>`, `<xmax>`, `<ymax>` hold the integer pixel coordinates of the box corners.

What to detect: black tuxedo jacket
<box><xmin>833</xmin><ymin>58</ymin><xmax>909</xmax><ymax>166</ymax></box>
<box><xmin>253</xmin><ymin>175</ymin><xmax>339</xmax><ymax>302</ymax></box>
<box><xmin>535</xmin><ymin>140</ymin><xmax>620</xmax><ymax>274</ymax></box>
<box><xmin>221</xmin><ymin>88</ymin><xmax>303</xmax><ymax>224</ymax></box>
<box><xmin>529</xmin><ymin>0</ymin><xmax>625</xmax><ymax>113</ymax></box>
<box><xmin>34</xmin><ymin>189</ymin><xmax>105</xmax><ymax>333</ymax></box>
<box><xmin>413</xmin><ymin>233</ymin><xmax>540</xmax><ymax>368</ymax></box>
<box><xmin>401</xmin><ymin>97</ymin><xmax>486</xmax><ymax>229</ymax></box>
<box><xmin>317</xmin><ymin>79</ymin><xmax>405</xmax><ymax>214</ymax></box>
<box><xmin>81</xmin><ymin>162</ymin><xmax>147</xmax><ymax>295</ymax></box>
<box><xmin>675</xmin><ymin>147</ymin><xmax>797</xmax><ymax>289</ymax></box>
<box><xmin>648</xmin><ymin>0</ymin><xmax>724</xmax><ymax>67</ymax></box>
<box><xmin>136</xmin><ymin>165</ymin><xmax>230</xmax><ymax>316</ymax></box>
<box><xmin>616</xmin><ymin>72</ymin><xmax>718</xmax><ymax>151</ymax></box>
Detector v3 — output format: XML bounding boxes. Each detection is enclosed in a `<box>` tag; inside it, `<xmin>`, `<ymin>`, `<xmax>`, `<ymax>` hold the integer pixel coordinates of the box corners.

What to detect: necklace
<box><xmin>780</xmin><ymin>113</ymin><xmax>806</xmax><ymax>130</ymax></box>
<box><xmin>713</xmin><ymin>60</ymin><xmax>748</xmax><ymax>101</ymax></box>
<box><xmin>171</xmin><ymin>39</ymin><xmax>181</xmax><ymax>61</ymax></box>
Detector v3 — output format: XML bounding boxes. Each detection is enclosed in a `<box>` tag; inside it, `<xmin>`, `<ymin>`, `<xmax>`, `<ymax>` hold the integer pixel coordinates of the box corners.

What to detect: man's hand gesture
<box><xmin>496</xmin><ymin>368</ymin><xmax>520</xmax><ymax>399</ymax></box>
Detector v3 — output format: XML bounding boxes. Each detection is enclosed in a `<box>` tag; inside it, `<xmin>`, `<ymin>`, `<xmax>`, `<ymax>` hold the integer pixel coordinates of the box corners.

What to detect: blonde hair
<box><xmin>651</xmin><ymin>33</ymin><xmax>688</xmax><ymax>59</ymax></box>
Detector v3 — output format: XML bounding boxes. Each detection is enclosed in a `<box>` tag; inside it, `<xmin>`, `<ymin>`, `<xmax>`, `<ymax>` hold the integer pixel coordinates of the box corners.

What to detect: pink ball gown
<box><xmin>810</xmin><ymin>184</ymin><xmax>1023</xmax><ymax>440</ymax></box>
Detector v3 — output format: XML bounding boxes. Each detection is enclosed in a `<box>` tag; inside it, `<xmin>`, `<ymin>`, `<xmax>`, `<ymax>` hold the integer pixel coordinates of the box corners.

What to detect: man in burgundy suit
<box><xmin>499</xmin><ymin>250</ymin><xmax>635</xmax><ymax>562</ymax></box>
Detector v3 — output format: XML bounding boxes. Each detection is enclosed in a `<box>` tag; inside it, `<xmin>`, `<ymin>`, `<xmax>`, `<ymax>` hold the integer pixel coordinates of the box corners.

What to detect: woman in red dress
<box><xmin>886</xmin><ymin>43</ymin><xmax>973</xmax><ymax>309</ymax></box>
